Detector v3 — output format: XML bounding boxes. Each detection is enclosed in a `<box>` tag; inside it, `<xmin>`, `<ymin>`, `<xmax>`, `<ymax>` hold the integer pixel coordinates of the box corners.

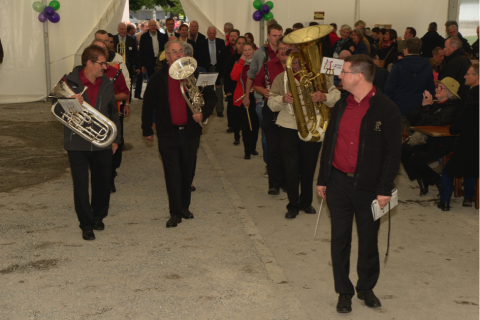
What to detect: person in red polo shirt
<box><xmin>141</xmin><ymin>40</ymin><xmax>217</xmax><ymax>228</ymax></box>
<box><xmin>58</xmin><ymin>45</ymin><xmax>121</xmax><ymax>241</ymax></box>
<box><xmin>253</xmin><ymin>37</ymin><xmax>291</xmax><ymax>195</ymax></box>
<box><xmin>317</xmin><ymin>55</ymin><xmax>401</xmax><ymax>314</ymax></box>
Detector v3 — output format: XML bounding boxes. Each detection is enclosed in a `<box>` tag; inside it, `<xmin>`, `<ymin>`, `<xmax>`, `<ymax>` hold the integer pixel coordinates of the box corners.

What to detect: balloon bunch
<box><xmin>252</xmin><ymin>1</ymin><xmax>274</xmax><ymax>22</ymax></box>
<box><xmin>33</xmin><ymin>1</ymin><xmax>61</xmax><ymax>23</ymax></box>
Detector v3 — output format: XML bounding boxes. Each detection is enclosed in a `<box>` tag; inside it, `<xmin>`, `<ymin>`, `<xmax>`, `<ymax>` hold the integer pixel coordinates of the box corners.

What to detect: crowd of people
<box><xmin>55</xmin><ymin>14</ymin><xmax>479</xmax><ymax>315</ymax></box>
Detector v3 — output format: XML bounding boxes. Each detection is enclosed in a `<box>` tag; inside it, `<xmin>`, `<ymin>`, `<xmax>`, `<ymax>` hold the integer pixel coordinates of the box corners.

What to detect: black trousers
<box><xmin>112</xmin><ymin>108</ymin><xmax>124</xmax><ymax>179</ymax></box>
<box><xmin>158</xmin><ymin>129</ymin><xmax>200</xmax><ymax>217</ymax></box>
<box><xmin>134</xmin><ymin>72</ymin><xmax>144</xmax><ymax>98</ymax></box>
<box><xmin>240</xmin><ymin>93</ymin><xmax>259</xmax><ymax>155</ymax></box>
<box><xmin>279</xmin><ymin>127</ymin><xmax>321</xmax><ymax>211</ymax></box>
<box><xmin>226</xmin><ymin>95</ymin><xmax>241</xmax><ymax>140</ymax></box>
<box><xmin>67</xmin><ymin>149</ymin><xmax>112</xmax><ymax>230</ymax></box>
<box><xmin>263</xmin><ymin>107</ymin><xmax>284</xmax><ymax>189</ymax></box>
<box><xmin>326</xmin><ymin>167</ymin><xmax>380</xmax><ymax>295</ymax></box>
<box><xmin>401</xmin><ymin>142</ymin><xmax>443</xmax><ymax>184</ymax></box>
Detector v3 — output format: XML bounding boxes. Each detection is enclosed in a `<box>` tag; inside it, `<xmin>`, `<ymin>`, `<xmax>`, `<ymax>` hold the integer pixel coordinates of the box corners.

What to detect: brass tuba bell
<box><xmin>169</xmin><ymin>57</ymin><xmax>208</xmax><ymax>127</ymax></box>
<box><xmin>283</xmin><ymin>25</ymin><xmax>334</xmax><ymax>142</ymax></box>
<box><xmin>117</xmin><ymin>41</ymin><xmax>126</xmax><ymax>63</ymax></box>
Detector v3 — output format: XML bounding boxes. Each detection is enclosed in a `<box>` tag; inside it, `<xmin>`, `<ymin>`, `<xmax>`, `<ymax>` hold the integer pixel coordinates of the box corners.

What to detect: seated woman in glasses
<box><xmin>401</xmin><ymin>77</ymin><xmax>461</xmax><ymax>197</ymax></box>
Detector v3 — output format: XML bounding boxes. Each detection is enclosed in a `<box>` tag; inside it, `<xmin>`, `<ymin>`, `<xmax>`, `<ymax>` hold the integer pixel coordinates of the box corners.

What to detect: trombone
<box><xmin>117</xmin><ymin>41</ymin><xmax>126</xmax><ymax>63</ymax></box>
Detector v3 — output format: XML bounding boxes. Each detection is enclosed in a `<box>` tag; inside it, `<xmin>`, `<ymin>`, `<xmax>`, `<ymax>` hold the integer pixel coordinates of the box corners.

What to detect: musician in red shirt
<box><xmin>141</xmin><ymin>40</ymin><xmax>217</xmax><ymax>228</ymax></box>
<box><xmin>317</xmin><ymin>55</ymin><xmax>401</xmax><ymax>314</ymax></box>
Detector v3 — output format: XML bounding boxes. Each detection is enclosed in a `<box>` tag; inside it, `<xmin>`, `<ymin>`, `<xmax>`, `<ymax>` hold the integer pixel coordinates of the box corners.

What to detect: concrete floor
<box><xmin>0</xmin><ymin>96</ymin><xmax>478</xmax><ymax>319</ymax></box>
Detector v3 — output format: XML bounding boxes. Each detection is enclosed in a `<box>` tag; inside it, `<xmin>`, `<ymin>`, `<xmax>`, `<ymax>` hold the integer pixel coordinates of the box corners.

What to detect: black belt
<box><xmin>333</xmin><ymin>166</ymin><xmax>354</xmax><ymax>178</ymax></box>
<box><xmin>173</xmin><ymin>125</ymin><xmax>187</xmax><ymax>130</ymax></box>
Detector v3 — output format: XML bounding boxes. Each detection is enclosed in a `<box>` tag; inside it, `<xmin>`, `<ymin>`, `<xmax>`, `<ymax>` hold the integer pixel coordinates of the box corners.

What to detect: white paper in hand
<box><xmin>371</xmin><ymin>189</ymin><xmax>398</xmax><ymax>221</ymax></box>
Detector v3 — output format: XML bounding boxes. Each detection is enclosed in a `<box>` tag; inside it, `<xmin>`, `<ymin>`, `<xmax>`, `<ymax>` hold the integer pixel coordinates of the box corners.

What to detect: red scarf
<box><xmin>381</xmin><ymin>40</ymin><xmax>393</xmax><ymax>50</ymax></box>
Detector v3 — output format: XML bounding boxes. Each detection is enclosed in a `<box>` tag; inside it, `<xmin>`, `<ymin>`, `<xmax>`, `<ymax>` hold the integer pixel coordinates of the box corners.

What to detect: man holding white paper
<box><xmin>316</xmin><ymin>54</ymin><xmax>401</xmax><ymax>314</ymax></box>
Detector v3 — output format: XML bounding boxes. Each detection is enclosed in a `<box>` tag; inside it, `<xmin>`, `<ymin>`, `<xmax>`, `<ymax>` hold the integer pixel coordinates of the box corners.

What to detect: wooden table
<box><xmin>410</xmin><ymin>125</ymin><xmax>456</xmax><ymax>137</ymax></box>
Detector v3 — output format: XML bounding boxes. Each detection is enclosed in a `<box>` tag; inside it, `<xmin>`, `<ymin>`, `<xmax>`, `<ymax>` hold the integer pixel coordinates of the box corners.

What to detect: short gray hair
<box><xmin>165</xmin><ymin>39</ymin><xmax>184</xmax><ymax>53</ymax></box>
<box><xmin>190</xmin><ymin>20</ymin><xmax>199</xmax><ymax>26</ymax></box>
<box><xmin>207</xmin><ymin>26</ymin><xmax>216</xmax><ymax>33</ymax></box>
<box><xmin>183</xmin><ymin>43</ymin><xmax>194</xmax><ymax>57</ymax></box>
<box><xmin>340</xmin><ymin>24</ymin><xmax>352</xmax><ymax>32</ymax></box>
<box><xmin>224</xmin><ymin>22</ymin><xmax>234</xmax><ymax>30</ymax></box>
<box><xmin>445</xmin><ymin>20</ymin><xmax>458</xmax><ymax>28</ymax></box>
<box><xmin>447</xmin><ymin>36</ymin><xmax>462</xmax><ymax>49</ymax></box>
<box><xmin>117</xmin><ymin>22</ymin><xmax>127</xmax><ymax>29</ymax></box>
<box><xmin>448</xmin><ymin>25</ymin><xmax>458</xmax><ymax>32</ymax></box>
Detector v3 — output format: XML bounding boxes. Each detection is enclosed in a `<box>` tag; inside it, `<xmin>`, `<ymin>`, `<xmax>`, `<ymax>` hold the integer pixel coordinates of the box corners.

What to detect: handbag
<box><xmin>378</xmin><ymin>47</ymin><xmax>394</xmax><ymax>68</ymax></box>
<box><xmin>406</xmin><ymin>131</ymin><xmax>428</xmax><ymax>146</ymax></box>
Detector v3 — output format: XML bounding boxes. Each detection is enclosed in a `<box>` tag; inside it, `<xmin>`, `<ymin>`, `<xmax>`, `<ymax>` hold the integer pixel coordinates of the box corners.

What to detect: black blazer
<box><xmin>113</xmin><ymin>34</ymin><xmax>141</xmax><ymax>76</ymax></box>
<box><xmin>165</xmin><ymin>30</ymin><xmax>180</xmax><ymax>38</ymax></box>
<box><xmin>139</xmin><ymin>30</ymin><xmax>168</xmax><ymax>71</ymax></box>
<box><xmin>190</xmin><ymin>32</ymin><xmax>206</xmax><ymax>45</ymax></box>
<box><xmin>195</xmin><ymin>38</ymin><xmax>225</xmax><ymax>70</ymax></box>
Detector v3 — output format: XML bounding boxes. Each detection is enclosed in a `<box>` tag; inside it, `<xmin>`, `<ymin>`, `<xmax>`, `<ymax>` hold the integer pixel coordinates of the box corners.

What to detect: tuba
<box><xmin>49</xmin><ymin>77</ymin><xmax>118</xmax><ymax>148</ymax></box>
<box><xmin>283</xmin><ymin>25</ymin><xmax>334</xmax><ymax>142</ymax></box>
<box><xmin>169</xmin><ymin>57</ymin><xmax>208</xmax><ymax>127</ymax></box>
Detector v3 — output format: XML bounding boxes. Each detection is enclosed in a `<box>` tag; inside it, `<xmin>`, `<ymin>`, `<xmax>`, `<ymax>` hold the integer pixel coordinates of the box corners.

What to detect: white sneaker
<box><xmin>264</xmin><ymin>168</ymin><xmax>268</xmax><ymax>178</ymax></box>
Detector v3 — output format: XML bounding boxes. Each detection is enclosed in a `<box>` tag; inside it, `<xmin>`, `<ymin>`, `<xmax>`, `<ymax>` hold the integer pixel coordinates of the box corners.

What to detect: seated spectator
<box><xmin>378</xmin><ymin>29</ymin><xmax>398</xmax><ymax>69</ymax></box>
<box><xmin>438</xmin><ymin>64</ymin><xmax>479</xmax><ymax>210</ymax></box>
<box><xmin>401</xmin><ymin>77</ymin><xmax>461</xmax><ymax>196</ymax></box>
<box><xmin>370</xmin><ymin>52</ymin><xmax>389</xmax><ymax>93</ymax></box>
<box><xmin>348</xmin><ymin>29</ymin><xmax>370</xmax><ymax>55</ymax></box>
<box><xmin>244</xmin><ymin>33</ymin><xmax>258</xmax><ymax>50</ymax></box>
<box><xmin>333</xmin><ymin>50</ymin><xmax>352</xmax><ymax>86</ymax></box>
<box><xmin>332</xmin><ymin>24</ymin><xmax>353</xmax><ymax>58</ymax></box>
<box><xmin>428</xmin><ymin>58</ymin><xmax>440</xmax><ymax>80</ymax></box>
<box><xmin>329</xmin><ymin>23</ymin><xmax>340</xmax><ymax>47</ymax></box>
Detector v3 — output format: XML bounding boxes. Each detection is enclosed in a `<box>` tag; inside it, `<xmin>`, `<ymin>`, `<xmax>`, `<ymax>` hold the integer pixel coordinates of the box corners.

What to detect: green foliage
<box><xmin>164</xmin><ymin>0</ymin><xmax>185</xmax><ymax>17</ymax></box>
<box><xmin>129</xmin><ymin>0</ymin><xmax>184</xmax><ymax>17</ymax></box>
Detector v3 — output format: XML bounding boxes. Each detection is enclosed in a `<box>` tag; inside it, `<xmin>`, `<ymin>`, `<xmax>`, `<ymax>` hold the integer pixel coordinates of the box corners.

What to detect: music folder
<box><xmin>57</xmin><ymin>98</ymin><xmax>84</xmax><ymax>113</ymax></box>
<box><xmin>196</xmin><ymin>73</ymin><xmax>218</xmax><ymax>87</ymax></box>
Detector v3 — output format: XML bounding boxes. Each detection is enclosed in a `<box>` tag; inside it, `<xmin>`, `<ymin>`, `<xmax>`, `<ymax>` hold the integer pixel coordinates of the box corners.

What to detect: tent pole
<box><xmin>259</xmin><ymin>0</ymin><xmax>265</xmax><ymax>45</ymax></box>
<box><xmin>43</xmin><ymin>0</ymin><xmax>51</xmax><ymax>98</ymax></box>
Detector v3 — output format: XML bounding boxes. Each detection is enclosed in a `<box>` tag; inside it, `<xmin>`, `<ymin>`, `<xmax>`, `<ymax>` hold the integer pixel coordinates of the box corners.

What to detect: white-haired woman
<box><xmin>332</xmin><ymin>24</ymin><xmax>353</xmax><ymax>58</ymax></box>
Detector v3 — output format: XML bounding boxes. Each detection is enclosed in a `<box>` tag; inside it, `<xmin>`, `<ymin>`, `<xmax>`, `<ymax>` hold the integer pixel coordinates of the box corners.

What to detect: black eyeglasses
<box><xmin>91</xmin><ymin>60</ymin><xmax>108</xmax><ymax>67</ymax></box>
<box><xmin>341</xmin><ymin>70</ymin><xmax>362</xmax><ymax>75</ymax></box>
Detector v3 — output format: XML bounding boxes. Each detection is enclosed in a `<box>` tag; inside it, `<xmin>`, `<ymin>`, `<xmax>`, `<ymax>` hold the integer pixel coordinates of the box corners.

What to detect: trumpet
<box><xmin>169</xmin><ymin>57</ymin><xmax>208</xmax><ymax>127</ymax></box>
<box><xmin>49</xmin><ymin>77</ymin><xmax>117</xmax><ymax>148</ymax></box>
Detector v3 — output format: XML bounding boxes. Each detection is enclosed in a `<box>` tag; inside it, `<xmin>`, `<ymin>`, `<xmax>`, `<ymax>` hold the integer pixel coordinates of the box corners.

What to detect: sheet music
<box><xmin>320</xmin><ymin>57</ymin><xmax>344</xmax><ymax>76</ymax></box>
<box><xmin>58</xmin><ymin>98</ymin><xmax>84</xmax><ymax>113</ymax></box>
<box><xmin>196</xmin><ymin>73</ymin><xmax>218</xmax><ymax>86</ymax></box>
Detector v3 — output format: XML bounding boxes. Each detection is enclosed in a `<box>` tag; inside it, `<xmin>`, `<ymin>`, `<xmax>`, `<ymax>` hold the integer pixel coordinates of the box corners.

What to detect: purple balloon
<box><xmin>253</xmin><ymin>10</ymin><xmax>263</xmax><ymax>21</ymax></box>
<box><xmin>38</xmin><ymin>12</ymin><xmax>48</xmax><ymax>23</ymax></box>
<box><xmin>260</xmin><ymin>4</ymin><xmax>270</xmax><ymax>14</ymax></box>
<box><xmin>48</xmin><ymin>12</ymin><xmax>60</xmax><ymax>23</ymax></box>
<box><xmin>44</xmin><ymin>6</ymin><xmax>55</xmax><ymax>17</ymax></box>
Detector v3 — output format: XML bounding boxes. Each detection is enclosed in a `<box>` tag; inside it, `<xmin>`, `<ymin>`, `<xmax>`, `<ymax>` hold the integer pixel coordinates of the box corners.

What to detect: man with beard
<box><xmin>217</xmin><ymin>29</ymin><xmax>240</xmax><ymax>122</ymax></box>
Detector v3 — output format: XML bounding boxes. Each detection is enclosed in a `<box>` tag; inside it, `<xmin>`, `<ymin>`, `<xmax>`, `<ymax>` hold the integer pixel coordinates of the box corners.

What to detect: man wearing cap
<box><xmin>385</xmin><ymin>37</ymin><xmax>435</xmax><ymax>134</ymax></box>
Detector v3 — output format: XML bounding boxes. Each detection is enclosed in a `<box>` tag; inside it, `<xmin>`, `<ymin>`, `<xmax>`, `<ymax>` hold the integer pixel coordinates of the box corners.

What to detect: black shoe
<box><xmin>463</xmin><ymin>197</ymin><xmax>473</xmax><ymax>207</ymax></box>
<box><xmin>252</xmin><ymin>151</ymin><xmax>259</xmax><ymax>155</ymax></box>
<box><xmin>356</xmin><ymin>289</ymin><xmax>381</xmax><ymax>308</ymax></box>
<box><xmin>182</xmin><ymin>208</ymin><xmax>194</xmax><ymax>219</ymax></box>
<box><xmin>233</xmin><ymin>139</ymin><xmax>240</xmax><ymax>145</ymax></box>
<box><xmin>166</xmin><ymin>216</ymin><xmax>182</xmax><ymax>228</ymax></box>
<box><xmin>437</xmin><ymin>202</ymin><xmax>451</xmax><ymax>211</ymax></box>
<box><xmin>285</xmin><ymin>210</ymin><xmax>299</xmax><ymax>219</ymax></box>
<box><xmin>135</xmin><ymin>96</ymin><xmax>143</xmax><ymax>100</ymax></box>
<box><xmin>268</xmin><ymin>187</ymin><xmax>279</xmax><ymax>195</ymax></box>
<box><xmin>191</xmin><ymin>185</ymin><xmax>196</xmax><ymax>192</ymax></box>
<box><xmin>82</xmin><ymin>229</ymin><xmax>95</xmax><ymax>241</ymax></box>
<box><xmin>93</xmin><ymin>220</ymin><xmax>105</xmax><ymax>231</ymax></box>
<box><xmin>217</xmin><ymin>112</ymin><xmax>224</xmax><ymax>117</ymax></box>
<box><xmin>227</xmin><ymin>128</ymin><xmax>234</xmax><ymax>133</ymax></box>
<box><xmin>281</xmin><ymin>185</ymin><xmax>287</xmax><ymax>193</ymax></box>
<box><xmin>417</xmin><ymin>178</ymin><xmax>428</xmax><ymax>196</ymax></box>
<box><xmin>301</xmin><ymin>205</ymin><xmax>316</xmax><ymax>214</ymax></box>
<box><xmin>244</xmin><ymin>154</ymin><xmax>251</xmax><ymax>160</ymax></box>
<box><xmin>110</xmin><ymin>182</ymin><xmax>116</xmax><ymax>193</ymax></box>
<box><xmin>336</xmin><ymin>294</ymin><xmax>352</xmax><ymax>313</ymax></box>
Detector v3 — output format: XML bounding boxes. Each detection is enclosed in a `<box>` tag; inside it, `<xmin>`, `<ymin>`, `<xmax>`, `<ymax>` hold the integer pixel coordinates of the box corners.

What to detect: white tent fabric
<box><xmin>0</xmin><ymin>0</ymin><xmax>127</xmax><ymax>104</ymax></box>
<box><xmin>181</xmin><ymin>0</ymin><xmax>449</xmax><ymax>47</ymax></box>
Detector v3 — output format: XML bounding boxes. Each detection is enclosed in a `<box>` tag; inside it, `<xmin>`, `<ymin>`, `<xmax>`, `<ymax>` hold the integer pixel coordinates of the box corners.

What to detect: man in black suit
<box><xmin>188</xmin><ymin>21</ymin><xmax>206</xmax><ymax>44</ymax></box>
<box><xmin>113</xmin><ymin>23</ymin><xmax>141</xmax><ymax>80</ymax></box>
<box><xmin>196</xmin><ymin>26</ymin><xmax>225</xmax><ymax>116</ymax></box>
<box><xmin>420</xmin><ymin>22</ymin><xmax>445</xmax><ymax>58</ymax></box>
<box><xmin>139</xmin><ymin>19</ymin><xmax>168</xmax><ymax>78</ymax></box>
<box><xmin>177</xmin><ymin>24</ymin><xmax>196</xmax><ymax>49</ymax></box>
<box><xmin>165</xmin><ymin>18</ymin><xmax>180</xmax><ymax>38</ymax></box>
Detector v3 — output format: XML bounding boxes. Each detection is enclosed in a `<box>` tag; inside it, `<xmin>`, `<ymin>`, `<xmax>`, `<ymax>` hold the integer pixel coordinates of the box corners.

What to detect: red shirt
<box><xmin>168</xmin><ymin>66</ymin><xmax>188</xmax><ymax>125</ymax></box>
<box><xmin>253</xmin><ymin>57</ymin><xmax>285</xmax><ymax>101</ymax></box>
<box><xmin>78</xmin><ymin>69</ymin><xmax>102</xmax><ymax>107</ymax></box>
<box><xmin>329</xmin><ymin>32</ymin><xmax>340</xmax><ymax>47</ymax></box>
<box><xmin>266</xmin><ymin>44</ymin><xmax>277</xmax><ymax>60</ymax></box>
<box><xmin>229</xmin><ymin>45</ymin><xmax>236</xmax><ymax>54</ymax></box>
<box><xmin>332</xmin><ymin>87</ymin><xmax>376</xmax><ymax>173</ymax></box>
<box><xmin>104</xmin><ymin>65</ymin><xmax>130</xmax><ymax>97</ymax></box>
